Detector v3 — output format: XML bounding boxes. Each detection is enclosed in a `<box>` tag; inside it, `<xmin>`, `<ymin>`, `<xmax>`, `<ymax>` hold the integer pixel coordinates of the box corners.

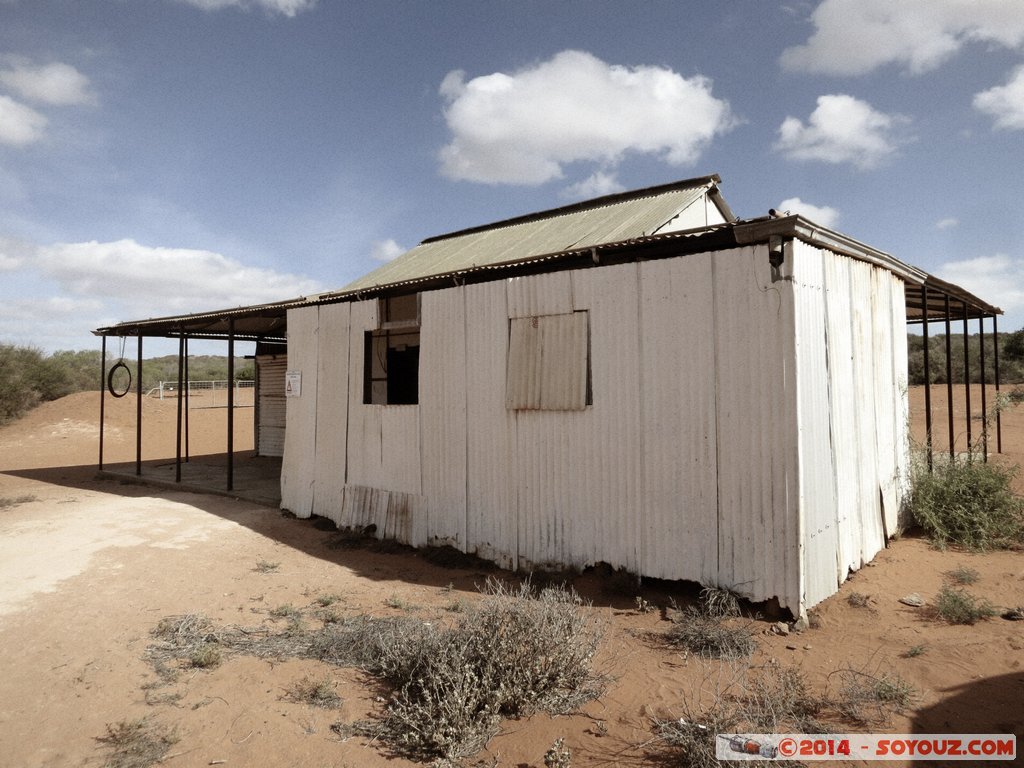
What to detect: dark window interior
<box><xmin>363</xmin><ymin>295</ymin><xmax>420</xmax><ymax>404</ymax></box>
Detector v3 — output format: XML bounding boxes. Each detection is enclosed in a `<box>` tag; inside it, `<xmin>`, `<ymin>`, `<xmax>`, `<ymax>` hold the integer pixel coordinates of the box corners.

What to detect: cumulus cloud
<box><xmin>0</xmin><ymin>59</ymin><xmax>95</xmax><ymax>106</ymax></box>
<box><xmin>438</xmin><ymin>50</ymin><xmax>735</xmax><ymax>185</ymax></box>
<box><xmin>938</xmin><ymin>253</ymin><xmax>1024</xmax><ymax>313</ymax></box>
<box><xmin>781</xmin><ymin>0</ymin><xmax>1024</xmax><ymax>76</ymax></box>
<box><xmin>774</xmin><ymin>94</ymin><xmax>905</xmax><ymax>169</ymax></box>
<box><xmin>562</xmin><ymin>171</ymin><xmax>625</xmax><ymax>199</ymax></box>
<box><xmin>370</xmin><ymin>239</ymin><xmax>405</xmax><ymax>262</ymax></box>
<box><xmin>936</xmin><ymin>217</ymin><xmax>959</xmax><ymax>230</ymax></box>
<box><xmin>0</xmin><ymin>94</ymin><xmax>47</xmax><ymax>146</ymax></box>
<box><xmin>179</xmin><ymin>0</ymin><xmax>317</xmax><ymax>16</ymax></box>
<box><xmin>33</xmin><ymin>238</ymin><xmax>323</xmax><ymax>316</ymax></box>
<box><xmin>777</xmin><ymin>197</ymin><xmax>840</xmax><ymax>228</ymax></box>
<box><xmin>974</xmin><ymin>64</ymin><xmax>1024</xmax><ymax>130</ymax></box>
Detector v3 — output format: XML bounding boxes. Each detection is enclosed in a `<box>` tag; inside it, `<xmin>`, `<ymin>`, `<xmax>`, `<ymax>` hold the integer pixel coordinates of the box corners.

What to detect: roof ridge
<box><xmin>420</xmin><ymin>174</ymin><xmax>721</xmax><ymax>245</ymax></box>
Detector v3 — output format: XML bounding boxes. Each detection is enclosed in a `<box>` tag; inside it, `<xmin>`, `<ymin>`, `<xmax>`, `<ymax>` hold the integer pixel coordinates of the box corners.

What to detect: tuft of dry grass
<box><xmin>284</xmin><ymin>676</ymin><xmax>343</xmax><ymax>709</ymax></box>
<box><xmin>665</xmin><ymin>588</ymin><xmax>755</xmax><ymax>660</ymax></box>
<box><xmin>0</xmin><ymin>494</ymin><xmax>38</xmax><ymax>509</ymax></box>
<box><xmin>932</xmin><ymin>585</ymin><xmax>996</xmax><ymax>625</ymax></box>
<box><xmin>96</xmin><ymin>718</ymin><xmax>179</xmax><ymax>768</ymax></box>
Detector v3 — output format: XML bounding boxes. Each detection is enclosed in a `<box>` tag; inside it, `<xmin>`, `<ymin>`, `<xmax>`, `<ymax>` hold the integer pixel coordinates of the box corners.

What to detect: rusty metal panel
<box><xmin>712</xmin><ymin>245</ymin><xmax>800</xmax><ymax>612</ymax></box>
<box><xmin>312</xmin><ymin>302</ymin><xmax>352</xmax><ymax>524</ymax></box>
<box><xmin>506</xmin><ymin>272</ymin><xmax>573</xmax><ymax>318</ymax></box>
<box><xmin>505</xmin><ymin>312</ymin><xmax>588</xmax><ymax>411</ymax></box>
<box><xmin>637</xmin><ymin>254</ymin><xmax>718</xmax><ymax>585</ymax></box>
<box><xmin>419</xmin><ymin>287</ymin><xmax>468</xmax><ymax>549</ymax></box>
<box><xmin>280</xmin><ymin>306</ymin><xmax>319</xmax><ymax>517</ymax></box>
<box><xmin>464</xmin><ymin>280</ymin><xmax>517</xmax><ymax>569</ymax></box>
<box><xmin>344</xmin><ymin>184</ymin><xmax>711</xmax><ymax>293</ymax></box>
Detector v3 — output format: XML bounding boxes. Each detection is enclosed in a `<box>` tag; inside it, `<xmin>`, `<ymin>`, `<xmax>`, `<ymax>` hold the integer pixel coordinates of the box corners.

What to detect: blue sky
<box><xmin>1</xmin><ymin>0</ymin><xmax>1023</xmax><ymax>355</ymax></box>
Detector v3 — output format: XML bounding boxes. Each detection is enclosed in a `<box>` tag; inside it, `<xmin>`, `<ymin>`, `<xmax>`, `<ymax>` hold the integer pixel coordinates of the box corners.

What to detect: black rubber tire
<box><xmin>107</xmin><ymin>361</ymin><xmax>132</xmax><ymax>398</ymax></box>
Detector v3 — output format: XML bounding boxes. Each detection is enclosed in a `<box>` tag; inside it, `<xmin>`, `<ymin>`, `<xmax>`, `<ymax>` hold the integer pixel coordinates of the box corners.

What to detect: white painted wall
<box><xmin>280</xmin><ymin>242</ymin><xmax>911</xmax><ymax>613</ymax></box>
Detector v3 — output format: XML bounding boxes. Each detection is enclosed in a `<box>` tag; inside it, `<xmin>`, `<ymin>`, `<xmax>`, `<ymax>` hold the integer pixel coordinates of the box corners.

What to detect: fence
<box><xmin>151</xmin><ymin>380</ymin><xmax>255</xmax><ymax>409</ymax></box>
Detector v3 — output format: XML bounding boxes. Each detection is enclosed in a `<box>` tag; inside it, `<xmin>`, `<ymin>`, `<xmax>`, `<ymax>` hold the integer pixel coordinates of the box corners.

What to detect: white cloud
<box><xmin>974</xmin><ymin>64</ymin><xmax>1024</xmax><ymax>130</ymax></box>
<box><xmin>438</xmin><ymin>50</ymin><xmax>735</xmax><ymax>185</ymax></box>
<box><xmin>781</xmin><ymin>0</ymin><xmax>1024</xmax><ymax>76</ymax></box>
<box><xmin>777</xmin><ymin>197</ymin><xmax>840</xmax><ymax>228</ymax></box>
<box><xmin>938</xmin><ymin>253</ymin><xmax>1024</xmax><ymax>313</ymax></box>
<box><xmin>33</xmin><ymin>238</ymin><xmax>323</xmax><ymax>316</ymax></box>
<box><xmin>774</xmin><ymin>94</ymin><xmax>904</xmax><ymax>169</ymax></box>
<box><xmin>0</xmin><ymin>94</ymin><xmax>47</xmax><ymax>146</ymax></box>
<box><xmin>562</xmin><ymin>171</ymin><xmax>625</xmax><ymax>200</ymax></box>
<box><xmin>179</xmin><ymin>0</ymin><xmax>317</xmax><ymax>16</ymax></box>
<box><xmin>0</xmin><ymin>59</ymin><xmax>95</xmax><ymax>106</ymax></box>
<box><xmin>370</xmin><ymin>238</ymin><xmax>405</xmax><ymax>262</ymax></box>
<box><xmin>936</xmin><ymin>217</ymin><xmax>959</xmax><ymax>230</ymax></box>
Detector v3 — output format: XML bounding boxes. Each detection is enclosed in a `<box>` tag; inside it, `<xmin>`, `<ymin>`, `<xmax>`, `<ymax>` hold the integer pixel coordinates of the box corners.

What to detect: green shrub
<box><xmin>909</xmin><ymin>456</ymin><xmax>1024</xmax><ymax>550</ymax></box>
<box><xmin>932</xmin><ymin>585</ymin><xmax>997</xmax><ymax>625</ymax></box>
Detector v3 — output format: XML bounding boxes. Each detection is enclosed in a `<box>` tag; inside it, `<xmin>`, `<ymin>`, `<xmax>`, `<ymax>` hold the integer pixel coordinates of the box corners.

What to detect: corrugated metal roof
<box><xmin>343</xmin><ymin>177</ymin><xmax>719</xmax><ymax>293</ymax></box>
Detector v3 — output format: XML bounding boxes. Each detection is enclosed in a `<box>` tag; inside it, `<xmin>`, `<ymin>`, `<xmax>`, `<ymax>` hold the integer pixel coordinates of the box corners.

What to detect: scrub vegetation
<box><xmin>142</xmin><ymin>579</ymin><xmax>606</xmax><ymax>763</ymax></box>
<box><xmin>0</xmin><ymin>343</ymin><xmax>253</xmax><ymax>426</ymax></box>
<box><xmin>908</xmin><ymin>454</ymin><xmax>1024</xmax><ymax>550</ymax></box>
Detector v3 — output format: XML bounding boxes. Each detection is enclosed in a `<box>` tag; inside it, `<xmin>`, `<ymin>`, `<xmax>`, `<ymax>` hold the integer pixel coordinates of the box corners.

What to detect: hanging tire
<box><xmin>107</xmin><ymin>361</ymin><xmax>132</xmax><ymax>398</ymax></box>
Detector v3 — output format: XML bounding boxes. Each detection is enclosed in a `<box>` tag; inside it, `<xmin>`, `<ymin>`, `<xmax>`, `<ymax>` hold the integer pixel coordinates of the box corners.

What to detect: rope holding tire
<box><xmin>107</xmin><ymin>360</ymin><xmax>132</xmax><ymax>398</ymax></box>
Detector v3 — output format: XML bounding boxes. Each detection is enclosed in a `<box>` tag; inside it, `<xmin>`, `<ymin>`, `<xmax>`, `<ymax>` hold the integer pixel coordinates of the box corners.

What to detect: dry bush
<box><xmin>284</xmin><ymin>676</ymin><xmax>342</xmax><ymax>709</ymax></box>
<box><xmin>345</xmin><ymin>579</ymin><xmax>607</xmax><ymax>761</ymax></box>
<box><xmin>932</xmin><ymin>585</ymin><xmax>997</xmax><ymax>625</ymax></box>
<box><xmin>649</xmin><ymin>660</ymin><xmax>821</xmax><ymax>768</ymax></box>
<box><xmin>666</xmin><ymin>588</ymin><xmax>755</xmax><ymax>660</ymax></box>
<box><xmin>96</xmin><ymin>718</ymin><xmax>179</xmax><ymax>768</ymax></box>
<box><xmin>830</xmin><ymin>665</ymin><xmax>916</xmax><ymax>726</ymax></box>
<box><xmin>146</xmin><ymin>580</ymin><xmax>605</xmax><ymax>763</ymax></box>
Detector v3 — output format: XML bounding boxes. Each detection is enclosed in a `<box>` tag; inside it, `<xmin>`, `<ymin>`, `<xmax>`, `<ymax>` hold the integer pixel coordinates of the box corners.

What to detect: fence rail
<box><xmin>152</xmin><ymin>380</ymin><xmax>255</xmax><ymax>409</ymax></box>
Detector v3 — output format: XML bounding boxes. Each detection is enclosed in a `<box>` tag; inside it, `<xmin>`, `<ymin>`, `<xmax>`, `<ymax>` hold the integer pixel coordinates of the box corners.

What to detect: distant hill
<box><xmin>0</xmin><ymin>343</ymin><xmax>253</xmax><ymax>426</ymax></box>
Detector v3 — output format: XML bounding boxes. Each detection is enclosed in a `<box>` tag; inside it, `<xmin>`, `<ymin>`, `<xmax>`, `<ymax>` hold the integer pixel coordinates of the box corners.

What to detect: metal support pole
<box><xmin>979</xmin><ymin>315</ymin><xmax>988</xmax><ymax>461</ymax></box>
<box><xmin>184</xmin><ymin>336</ymin><xmax>190</xmax><ymax>463</ymax></box>
<box><xmin>993</xmin><ymin>314</ymin><xmax>1002</xmax><ymax>454</ymax></box>
<box><xmin>921</xmin><ymin>286</ymin><xmax>932</xmax><ymax>470</ymax></box>
<box><xmin>227</xmin><ymin>319</ymin><xmax>235</xmax><ymax>492</ymax></box>
<box><xmin>136</xmin><ymin>334</ymin><xmax>143</xmax><ymax>476</ymax></box>
<box><xmin>962</xmin><ymin>301</ymin><xmax>972</xmax><ymax>453</ymax></box>
<box><xmin>944</xmin><ymin>295</ymin><xmax>954</xmax><ymax>459</ymax></box>
<box><xmin>175</xmin><ymin>333</ymin><xmax>184</xmax><ymax>483</ymax></box>
<box><xmin>99</xmin><ymin>335</ymin><xmax>106</xmax><ymax>471</ymax></box>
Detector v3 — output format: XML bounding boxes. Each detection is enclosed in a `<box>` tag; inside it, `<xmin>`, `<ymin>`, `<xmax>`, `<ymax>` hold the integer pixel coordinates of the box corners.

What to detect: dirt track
<box><xmin>0</xmin><ymin>389</ymin><xmax>1021</xmax><ymax>767</ymax></box>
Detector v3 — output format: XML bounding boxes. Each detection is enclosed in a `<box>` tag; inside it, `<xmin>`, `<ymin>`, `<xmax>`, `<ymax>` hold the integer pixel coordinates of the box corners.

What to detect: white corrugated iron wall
<box><xmin>312</xmin><ymin>302</ymin><xmax>352</xmax><ymax>526</ymax></box>
<box><xmin>256</xmin><ymin>355</ymin><xmax>286</xmax><ymax>457</ymax></box>
<box><xmin>420</xmin><ymin>288</ymin><xmax>469</xmax><ymax>549</ymax></box>
<box><xmin>791</xmin><ymin>242</ymin><xmax>842</xmax><ymax>609</ymax></box>
<box><xmin>637</xmin><ymin>255</ymin><xmax>719</xmax><ymax>586</ymax></box>
<box><xmin>712</xmin><ymin>245</ymin><xmax>801</xmax><ymax>610</ymax></box>
<box><xmin>280</xmin><ymin>306</ymin><xmax>319</xmax><ymax>517</ymax></box>
<box><xmin>794</xmin><ymin>242</ymin><xmax>911</xmax><ymax>608</ymax></box>
<box><xmin>280</xmin><ymin>242</ymin><xmax>910</xmax><ymax>614</ymax></box>
<box><xmin>464</xmin><ymin>281</ymin><xmax>518</xmax><ymax>569</ymax></box>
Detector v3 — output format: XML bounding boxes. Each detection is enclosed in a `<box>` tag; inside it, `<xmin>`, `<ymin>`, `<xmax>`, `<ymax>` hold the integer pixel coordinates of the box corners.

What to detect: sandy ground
<box><xmin>0</xmin><ymin>388</ymin><xmax>1021</xmax><ymax>767</ymax></box>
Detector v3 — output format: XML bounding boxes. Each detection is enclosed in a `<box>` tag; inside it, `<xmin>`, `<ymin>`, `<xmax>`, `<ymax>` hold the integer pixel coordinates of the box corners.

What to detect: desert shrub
<box><xmin>932</xmin><ymin>585</ymin><xmax>997</xmax><ymax>625</ymax></box>
<box><xmin>323</xmin><ymin>579</ymin><xmax>605</xmax><ymax>760</ymax></box>
<box><xmin>909</xmin><ymin>456</ymin><xmax>1024</xmax><ymax>550</ymax></box>
<box><xmin>284</xmin><ymin>676</ymin><xmax>342</xmax><ymax>709</ymax></box>
<box><xmin>96</xmin><ymin>718</ymin><xmax>179</xmax><ymax>768</ymax></box>
<box><xmin>833</xmin><ymin>667</ymin><xmax>916</xmax><ymax>726</ymax></box>
<box><xmin>651</xmin><ymin>662</ymin><xmax>822</xmax><ymax>768</ymax></box>
<box><xmin>945</xmin><ymin>565</ymin><xmax>980</xmax><ymax>585</ymax></box>
<box><xmin>666</xmin><ymin>588</ymin><xmax>755</xmax><ymax>660</ymax></box>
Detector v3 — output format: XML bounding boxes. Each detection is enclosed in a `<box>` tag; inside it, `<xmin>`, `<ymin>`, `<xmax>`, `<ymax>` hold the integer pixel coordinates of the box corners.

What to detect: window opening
<box><xmin>364</xmin><ymin>295</ymin><xmax>420</xmax><ymax>405</ymax></box>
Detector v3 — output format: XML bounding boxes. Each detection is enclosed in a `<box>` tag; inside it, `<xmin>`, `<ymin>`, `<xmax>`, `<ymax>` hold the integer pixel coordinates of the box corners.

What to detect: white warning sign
<box><xmin>285</xmin><ymin>370</ymin><xmax>302</xmax><ymax>397</ymax></box>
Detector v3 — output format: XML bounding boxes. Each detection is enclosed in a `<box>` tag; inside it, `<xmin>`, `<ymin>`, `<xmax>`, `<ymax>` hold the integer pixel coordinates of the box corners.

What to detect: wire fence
<box><xmin>150</xmin><ymin>380</ymin><xmax>255</xmax><ymax>409</ymax></box>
